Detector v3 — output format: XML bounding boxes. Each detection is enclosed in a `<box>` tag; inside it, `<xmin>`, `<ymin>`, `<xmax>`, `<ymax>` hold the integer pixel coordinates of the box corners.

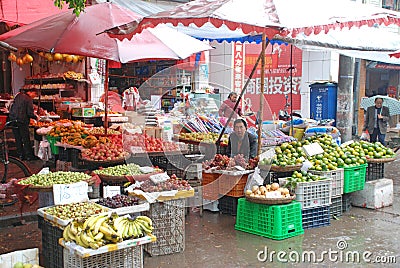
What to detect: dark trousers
<box><xmin>11</xmin><ymin>122</ymin><xmax>33</xmax><ymax>158</ymax></box>
<box><xmin>370</xmin><ymin>127</ymin><xmax>386</xmax><ymax>146</ymax></box>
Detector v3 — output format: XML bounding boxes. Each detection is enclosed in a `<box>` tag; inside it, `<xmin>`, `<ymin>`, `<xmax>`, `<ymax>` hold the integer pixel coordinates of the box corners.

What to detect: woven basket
<box><xmin>270</xmin><ymin>164</ymin><xmax>302</xmax><ymax>172</ymax></box>
<box><xmin>245</xmin><ymin>194</ymin><xmax>296</xmax><ymax>205</ymax></box>
<box><xmin>80</xmin><ymin>153</ymin><xmax>131</xmax><ymax>165</ymax></box>
<box><xmin>97</xmin><ymin>171</ymin><xmax>161</xmax><ymax>183</ymax></box>
<box><xmin>366</xmin><ymin>157</ymin><xmax>395</xmax><ymax>163</ymax></box>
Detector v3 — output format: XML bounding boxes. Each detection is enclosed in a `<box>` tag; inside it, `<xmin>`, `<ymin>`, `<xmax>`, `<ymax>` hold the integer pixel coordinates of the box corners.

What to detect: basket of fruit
<box><xmin>17</xmin><ymin>171</ymin><xmax>92</xmax><ymax>192</ymax></box>
<box><xmin>245</xmin><ymin>183</ymin><xmax>295</xmax><ymax>205</ymax></box>
<box><xmin>93</xmin><ymin>164</ymin><xmax>163</xmax><ymax>183</ymax></box>
<box><xmin>366</xmin><ymin>157</ymin><xmax>396</xmax><ymax>163</ymax></box>
<box><xmin>80</xmin><ymin>152</ymin><xmax>131</xmax><ymax>165</ymax></box>
<box><xmin>270</xmin><ymin>164</ymin><xmax>302</xmax><ymax>172</ymax></box>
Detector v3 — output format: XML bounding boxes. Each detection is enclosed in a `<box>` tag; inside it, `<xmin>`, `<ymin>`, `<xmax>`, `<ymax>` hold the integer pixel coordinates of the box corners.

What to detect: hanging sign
<box><xmin>232</xmin><ymin>42</ymin><xmax>244</xmax><ymax>93</ymax></box>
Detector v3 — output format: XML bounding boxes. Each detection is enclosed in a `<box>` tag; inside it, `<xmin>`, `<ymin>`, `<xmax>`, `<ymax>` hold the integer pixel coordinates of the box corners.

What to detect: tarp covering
<box><xmin>0</xmin><ymin>0</ymin><xmax>69</xmax><ymax>26</ymax></box>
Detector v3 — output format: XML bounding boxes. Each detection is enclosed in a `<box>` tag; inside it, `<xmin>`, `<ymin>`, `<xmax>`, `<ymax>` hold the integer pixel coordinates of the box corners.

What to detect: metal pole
<box><xmin>104</xmin><ymin>60</ymin><xmax>109</xmax><ymax>135</ymax></box>
<box><xmin>289</xmin><ymin>44</ymin><xmax>294</xmax><ymax>137</ymax></box>
<box><xmin>257</xmin><ymin>33</ymin><xmax>267</xmax><ymax>156</ymax></box>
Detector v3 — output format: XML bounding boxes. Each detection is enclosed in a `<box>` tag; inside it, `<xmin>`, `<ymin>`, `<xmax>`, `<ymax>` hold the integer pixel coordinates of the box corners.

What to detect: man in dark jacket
<box><xmin>8</xmin><ymin>89</ymin><xmax>37</xmax><ymax>160</ymax></box>
<box><xmin>226</xmin><ymin>118</ymin><xmax>258</xmax><ymax>159</ymax></box>
<box><xmin>362</xmin><ymin>97</ymin><xmax>389</xmax><ymax>146</ymax></box>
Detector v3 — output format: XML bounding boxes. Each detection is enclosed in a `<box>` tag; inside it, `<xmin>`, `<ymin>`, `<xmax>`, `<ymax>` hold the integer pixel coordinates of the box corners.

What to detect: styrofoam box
<box><xmin>0</xmin><ymin>248</ymin><xmax>39</xmax><ymax>268</ymax></box>
<box><xmin>351</xmin><ymin>178</ymin><xmax>393</xmax><ymax>209</ymax></box>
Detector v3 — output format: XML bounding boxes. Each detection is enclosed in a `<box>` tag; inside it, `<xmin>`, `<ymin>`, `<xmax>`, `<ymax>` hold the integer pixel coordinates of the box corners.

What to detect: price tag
<box><xmin>103</xmin><ymin>186</ymin><xmax>121</xmax><ymax>198</ymax></box>
<box><xmin>38</xmin><ymin>167</ymin><xmax>50</xmax><ymax>174</ymax></box>
<box><xmin>53</xmin><ymin>181</ymin><xmax>89</xmax><ymax>205</ymax></box>
<box><xmin>150</xmin><ymin>172</ymin><xmax>170</xmax><ymax>184</ymax></box>
<box><xmin>139</xmin><ymin>166</ymin><xmax>155</xmax><ymax>174</ymax></box>
<box><xmin>302</xmin><ymin>142</ymin><xmax>324</xmax><ymax>157</ymax></box>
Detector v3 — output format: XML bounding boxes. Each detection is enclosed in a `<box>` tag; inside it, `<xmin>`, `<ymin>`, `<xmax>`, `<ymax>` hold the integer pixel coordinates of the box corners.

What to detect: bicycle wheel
<box><xmin>0</xmin><ymin>156</ymin><xmax>32</xmax><ymax>183</ymax></box>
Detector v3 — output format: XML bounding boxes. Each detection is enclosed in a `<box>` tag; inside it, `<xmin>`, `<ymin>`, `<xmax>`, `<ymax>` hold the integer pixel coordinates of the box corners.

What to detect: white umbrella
<box><xmin>360</xmin><ymin>95</ymin><xmax>400</xmax><ymax>116</ymax></box>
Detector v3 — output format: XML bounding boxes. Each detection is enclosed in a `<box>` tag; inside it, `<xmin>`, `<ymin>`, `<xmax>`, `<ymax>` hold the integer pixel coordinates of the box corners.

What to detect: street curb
<box><xmin>0</xmin><ymin>212</ymin><xmax>38</xmax><ymax>228</ymax></box>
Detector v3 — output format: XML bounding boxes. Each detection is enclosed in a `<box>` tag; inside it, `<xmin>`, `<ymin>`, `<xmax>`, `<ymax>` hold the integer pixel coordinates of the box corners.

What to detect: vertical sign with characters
<box><xmin>232</xmin><ymin>43</ymin><xmax>244</xmax><ymax>93</ymax></box>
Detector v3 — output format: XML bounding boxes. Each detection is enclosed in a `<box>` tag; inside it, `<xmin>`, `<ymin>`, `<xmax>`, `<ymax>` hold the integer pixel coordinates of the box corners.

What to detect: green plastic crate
<box><xmin>343</xmin><ymin>164</ymin><xmax>367</xmax><ymax>193</ymax></box>
<box><xmin>235</xmin><ymin>198</ymin><xmax>304</xmax><ymax>240</ymax></box>
<box><xmin>46</xmin><ymin>135</ymin><xmax>62</xmax><ymax>155</ymax></box>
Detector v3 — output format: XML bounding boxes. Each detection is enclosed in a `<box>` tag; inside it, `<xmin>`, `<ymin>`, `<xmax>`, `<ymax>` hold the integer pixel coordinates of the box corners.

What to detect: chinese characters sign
<box><xmin>242</xmin><ymin>44</ymin><xmax>302</xmax><ymax>120</ymax></box>
<box><xmin>232</xmin><ymin>43</ymin><xmax>244</xmax><ymax>93</ymax></box>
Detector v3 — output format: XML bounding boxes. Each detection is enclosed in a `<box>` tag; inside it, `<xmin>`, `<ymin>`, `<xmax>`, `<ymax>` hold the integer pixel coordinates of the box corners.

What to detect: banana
<box><xmin>136</xmin><ymin>216</ymin><xmax>152</xmax><ymax>226</ymax></box>
<box><xmin>63</xmin><ymin>224</ymin><xmax>72</xmax><ymax>241</ymax></box>
<box><xmin>127</xmin><ymin>221</ymin><xmax>134</xmax><ymax>238</ymax></box>
<box><xmin>99</xmin><ymin>223</ymin><xmax>118</xmax><ymax>237</ymax></box>
<box><xmin>92</xmin><ymin>215</ymin><xmax>109</xmax><ymax>235</ymax></box>
<box><xmin>88</xmin><ymin>242</ymin><xmax>100</xmax><ymax>250</ymax></box>
<box><xmin>79</xmin><ymin>231</ymin><xmax>91</xmax><ymax>248</ymax></box>
<box><xmin>74</xmin><ymin>231</ymin><xmax>85</xmax><ymax>247</ymax></box>
<box><xmin>83</xmin><ymin>215</ymin><xmax>99</xmax><ymax>230</ymax></box>
<box><xmin>113</xmin><ymin>216</ymin><xmax>127</xmax><ymax>231</ymax></box>
<box><xmin>136</xmin><ymin>219</ymin><xmax>154</xmax><ymax>234</ymax></box>
<box><xmin>70</xmin><ymin>221</ymin><xmax>79</xmax><ymax>236</ymax></box>
<box><xmin>116</xmin><ymin>219</ymin><xmax>127</xmax><ymax>238</ymax></box>
<box><xmin>129</xmin><ymin>221</ymin><xmax>138</xmax><ymax>238</ymax></box>
<box><xmin>134</xmin><ymin>221</ymin><xmax>143</xmax><ymax>238</ymax></box>
<box><xmin>93</xmin><ymin>231</ymin><xmax>104</xmax><ymax>241</ymax></box>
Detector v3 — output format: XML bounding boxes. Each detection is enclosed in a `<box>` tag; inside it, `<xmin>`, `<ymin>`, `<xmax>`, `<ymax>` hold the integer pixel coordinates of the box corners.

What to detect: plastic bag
<box><xmin>360</xmin><ymin>132</ymin><xmax>369</xmax><ymax>141</ymax></box>
<box><xmin>244</xmin><ymin>167</ymin><xmax>264</xmax><ymax>194</ymax></box>
<box><xmin>38</xmin><ymin>140</ymin><xmax>50</xmax><ymax>161</ymax></box>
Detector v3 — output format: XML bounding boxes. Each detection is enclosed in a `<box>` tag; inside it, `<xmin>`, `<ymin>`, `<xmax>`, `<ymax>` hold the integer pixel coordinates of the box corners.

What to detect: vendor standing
<box><xmin>8</xmin><ymin>88</ymin><xmax>38</xmax><ymax>160</ymax></box>
<box><xmin>218</xmin><ymin>92</ymin><xmax>242</xmax><ymax>120</ymax></box>
<box><xmin>226</xmin><ymin>118</ymin><xmax>258</xmax><ymax>159</ymax></box>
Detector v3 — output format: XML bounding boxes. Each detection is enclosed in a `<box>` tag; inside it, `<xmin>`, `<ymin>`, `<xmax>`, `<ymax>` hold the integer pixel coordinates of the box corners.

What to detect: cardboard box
<box><xmin>351</xmin><ymin>178</ymin><xmax>393</xmax><ymax>209</ymax></box>
<box><xmin>144</xmin><ymin>126</ymin><xmax>162</xmax><ymax>138</ymax></box>
<box><xmin>71</xmin><ymin>107</ymin><xmax>96</xmax><ymax>117</ymax></box>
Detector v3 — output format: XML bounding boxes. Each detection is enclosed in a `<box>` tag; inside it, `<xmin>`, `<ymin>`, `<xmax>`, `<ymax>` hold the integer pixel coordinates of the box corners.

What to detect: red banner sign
<box><xmin>242</xmin><ymin>44</ymin><xmax>302</xmax><ymax>120</ymax></box>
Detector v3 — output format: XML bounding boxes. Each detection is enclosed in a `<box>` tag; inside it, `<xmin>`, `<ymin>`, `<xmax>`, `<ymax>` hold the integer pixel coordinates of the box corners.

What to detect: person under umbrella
<box><xmin>362</xmin><ymin>97</ymin><xmax>390</xmax><ymax>146</ymax></box>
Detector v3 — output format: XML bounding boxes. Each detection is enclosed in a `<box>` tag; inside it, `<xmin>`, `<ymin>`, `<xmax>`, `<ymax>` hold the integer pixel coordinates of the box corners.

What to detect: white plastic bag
<box><xmin>360</xmin><ymin>132</ymin><xmax>369</xmax><ymax>141</ymax></box>
<box><xmin>244</xmin><ymin>167</ymin><xmax>264</xmax><ymax>194</ymax></box>
<box><xmin>38</xmin><ymin>140</ymin><xmax>50</xmax><ymax>161</ymax></box>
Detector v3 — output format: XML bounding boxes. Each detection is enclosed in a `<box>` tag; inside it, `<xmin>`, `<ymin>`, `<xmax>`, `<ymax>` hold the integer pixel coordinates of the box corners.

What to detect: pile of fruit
<box><xmin>63</xmin><ymin>70</ymin><xmax>85</xmax><ymax>79</ymax></box>
<box><xmin>63</xmin><ymin>213</ymin><xmax>153</xmax><ymax>249</ymax></box>
<box><xmin>47</xmin><ymin>124</ymin><xmax>89</xmax><ymax>138</ymax></box>
<box><xmin>93</xmin><ymin>163</ymin><xmax>143</xmax><ymax>177</ymax></box>
<box><xmin>178</xmin><ymin>132</ymin><xmax>229</xmax><ymax>145</ymax></box>
<box><xmin>44</xmin><ymin>202</ymin><xmax>108</xmax><ymax>220</ymax></box>
<box><xmin>96</xmin><ymin>194</ymin><xmax>139</xmax><ymax>208</ymax></box>
<box><xmin>271</xmin><ymin>141</ymin><xmax>306</xmax><ymax>167</ymax></box>
<box><xmin>8</xmin><ymin>52</ymin><xmax>34</xmax><ymax>66</ymax></box>
<box><xmin>140</xmin><ymin>176</ymin><xmax>191</xmax><ymax>192</ymax></box>
<box><xmin>284</xmin><ymin>171</ymin><xmax>326</xmax><ymax>189</ymax></box>
<box><xmin>18</xmin><ymin>171</ymin><xmax>91</xmax><ymax>187</ymax></box>
<box><xmin>124</xmin><ymin>133</ymin><xmax>179</xmax><ymax>152</ymax></box>
<box><xmin>343</xmin><ymin>140</ymin><xmax>395</xmax><ymax>160</ymax></box>
<box><xmin>13</xmin><ymin>263</ymin><xmax>43</xmax><ymax>268</ymax></box>
<box><xmin>245</xmin><ymin>183</ymin><xmax>291</xmax><ymax>199</ymax></box>
<box><xmin>81</xmin><ymin>135</ymin><xmax>129</xmax><ymax>161</ymax></box>
<box><xmin>87</xmin><ymin>127</ymin><xmax>121</xmax><ymax>136</ymax></box>
<box><xmin>202</xmin><ymin>154</ymin><xmax>258</xmax><ymax>170</ymax></box>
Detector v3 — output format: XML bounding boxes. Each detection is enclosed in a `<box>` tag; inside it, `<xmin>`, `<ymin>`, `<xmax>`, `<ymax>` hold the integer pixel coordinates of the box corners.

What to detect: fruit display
<box><xmin>87</xmin><ymin>127</ymin><xmax>121</xmax><ymax>136</ymax></box>
<box><xmin>44</xmin><ymin>202</ymin><xmax>108</xmax><ymax>221</ymax></box>
<box><xmin>18</xmin><ymin>171</ymin><xmax>91</xmax><ymax>187</ymax></box>
<box><xmin>31</xmin><ymin>119</ymin><xmax>77</xmax><ymax>128</ymax></box>
<box><xmin>140</xmin><ymin>176</ymin><xmax>192</xmax><ymax>192</ymax></box>
<box><xmin>343</xmin><ymin>140</ymin><xmax>395</xmax><ymax>160</ymax></box>
<box><xmin>178</xmin><ymin>132</ymin><xmax>229</xmax><ymax>145</ymax></box>
<box><xmin>62</xmin><ymin>213</ymin><xmax>153</xmax><ymax>249</ymax></box>
<box><xmin>96</xmin><ymin>194</ymin><xmax>139</xmax><ymax>208</ymax></box>
<box><xmin>245</xmin><ymin>183</ymin><xmax>291</xmax><ymax>199</ymax></box>
<box><xmin>202</xmin><ymin>154</ymin><xmax>258</xmax><ymax>170</ymax></box>
<box><xmin>13</xmin><ymin>262</ymin><xmax>43</xmax><ymax>268</ymax></box>
<box><xmin>8</xmin><ymin>52</ymin><xmax>34</xmax><ymax>66</ymax></box>
<box><xmin>81</xmin><ymin>135</ymin><xmax>129</xmax><ymax>161</ymax></box>
<box><xmin>63</xmin><ymin>70</ymin><xmax>85</xmax><ymax>79</ymax></box>
<box><xmin>124</xmin><ymin>133</ymin><xmax>180</xmax><ymax>153</ymax></box>
<box><xmin>93</xmin><ymin>163</ymin><xmax>143</xmax><ymax>176</ymax></box>
<box><xmin>284</xmin><ymin>170</ymin><xmax>326</xmax><ymax>189</ymax></box>
<box><xmin>47</xmin><ymin>123</ymin><xmax>89</xmax><ymax>138</ymax></box>
<box><xmin>272</xmin><ymin>141</ymin><xmax>306</xmax><ymax>167</ymax></box>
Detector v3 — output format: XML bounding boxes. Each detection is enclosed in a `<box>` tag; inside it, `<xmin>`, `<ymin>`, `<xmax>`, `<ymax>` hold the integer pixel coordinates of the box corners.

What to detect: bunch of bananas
<box><xmin>63</xmin><ymin>213</ymin><xmax>153</xmax><ymax>250</ymax></box>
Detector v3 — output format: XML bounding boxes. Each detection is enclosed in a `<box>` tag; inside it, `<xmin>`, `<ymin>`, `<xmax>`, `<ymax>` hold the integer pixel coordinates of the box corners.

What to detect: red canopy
<box><xmin>0</xmin><ymin>0</ymin><xmax>69</xmax><ymax>26</ymax></box>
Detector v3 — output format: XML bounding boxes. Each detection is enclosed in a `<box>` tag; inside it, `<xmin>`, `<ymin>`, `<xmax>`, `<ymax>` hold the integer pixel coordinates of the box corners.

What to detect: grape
<box><xmin>96</xmin><ymin>194</ymin><xmax>139</xmax><ymax>208</ymax></box>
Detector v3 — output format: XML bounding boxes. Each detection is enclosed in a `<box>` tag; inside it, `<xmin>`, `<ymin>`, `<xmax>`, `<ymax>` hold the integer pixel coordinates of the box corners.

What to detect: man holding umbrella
<box><xmin>362</xmin><ymin>97</ymin><xmax>389</xmax><ymax>145</ymax></box>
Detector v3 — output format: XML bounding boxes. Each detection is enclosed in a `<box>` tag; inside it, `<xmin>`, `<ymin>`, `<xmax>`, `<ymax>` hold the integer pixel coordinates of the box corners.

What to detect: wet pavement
<box><xmin>0</xmin><ymin>156</ymin><xmax>399</xmax><ymax>267</ymax></box>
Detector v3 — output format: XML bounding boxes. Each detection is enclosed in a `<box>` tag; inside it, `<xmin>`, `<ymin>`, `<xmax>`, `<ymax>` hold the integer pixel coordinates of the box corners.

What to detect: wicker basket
<box><xmin>366</xmin><ymin>157</ymin><xmax>395</xmax><ymax>163</ymax></box>
<box><xmin>245</xmin><ymin>194</ymin><xmax>296</xmax><ymax>205</ymax></box>
<box><xmin>97</xmin><ymin>171</ymin><xmax>161</xmax><ymax>183</ymax></box>
<box><xmin>80</xmin><ymin>153</ymin><xmax>131</xmax><ymax>165</ymax></box>
<box><xmin>270</xmin><ymin>164</ymin><xmax>302</xmax><ymax>172</ymax></box>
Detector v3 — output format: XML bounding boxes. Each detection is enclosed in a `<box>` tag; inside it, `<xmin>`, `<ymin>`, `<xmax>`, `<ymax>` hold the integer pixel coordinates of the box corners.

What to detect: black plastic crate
<box><xmin>268</xmin><ymin>171</ymin><xmax>294</xmax><ymax>184</ymax></box>
<box><xmin>302</xmin><ymin>205</ymin><xmax>330</xmax><ymax>230</ymax></box>
<box><xmin>342</xmin><ymin>193</ymin><xmax>352</xmax><ymax>213</ymax></box>
<box><xmin>38</xmin><ymin>216</ymin><xmax>64</xmax><ymax>268</ymax></box>
<box><xmin>58</xmin><ymin>147</ymin><xmax>70</xmax><ymax>161</ymax></box>
<box><xmin>330</xmin><ymin>196</ymin><xmax>342</xmax><ymax>218</ymax></box>
<box><xmin>218</xmin><ymin>195</ymin><xmax>239</xmax><ymax>216</ymax></box>
<box><xmin>366</xmin><ymin>162</ymin><xmax>385</xmax><ymax>181</ymax></box>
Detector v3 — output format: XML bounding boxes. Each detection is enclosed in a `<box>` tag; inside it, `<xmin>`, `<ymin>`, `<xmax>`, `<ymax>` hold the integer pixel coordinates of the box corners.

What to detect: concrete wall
<box><xmin>300</xmin><ymin>50</ymin><xmax>340</xmax><ymax>117</ymax></box>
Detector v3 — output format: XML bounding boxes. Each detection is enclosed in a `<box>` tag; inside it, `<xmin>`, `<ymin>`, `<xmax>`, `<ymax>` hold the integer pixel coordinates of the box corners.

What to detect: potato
<box><xmin>271</xmin><ymin>183</ymin><xmax>280</xmax><ymax>191</ymax></box>
<box><xmin>252</xmin><ymin>185</ymin><xmax>259</xmax><ymax>193</ymax></box>
<box><xmin>245</xmin><ymin>189</ymin><xmax>252</xmax><ymax>196</ymax></box>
